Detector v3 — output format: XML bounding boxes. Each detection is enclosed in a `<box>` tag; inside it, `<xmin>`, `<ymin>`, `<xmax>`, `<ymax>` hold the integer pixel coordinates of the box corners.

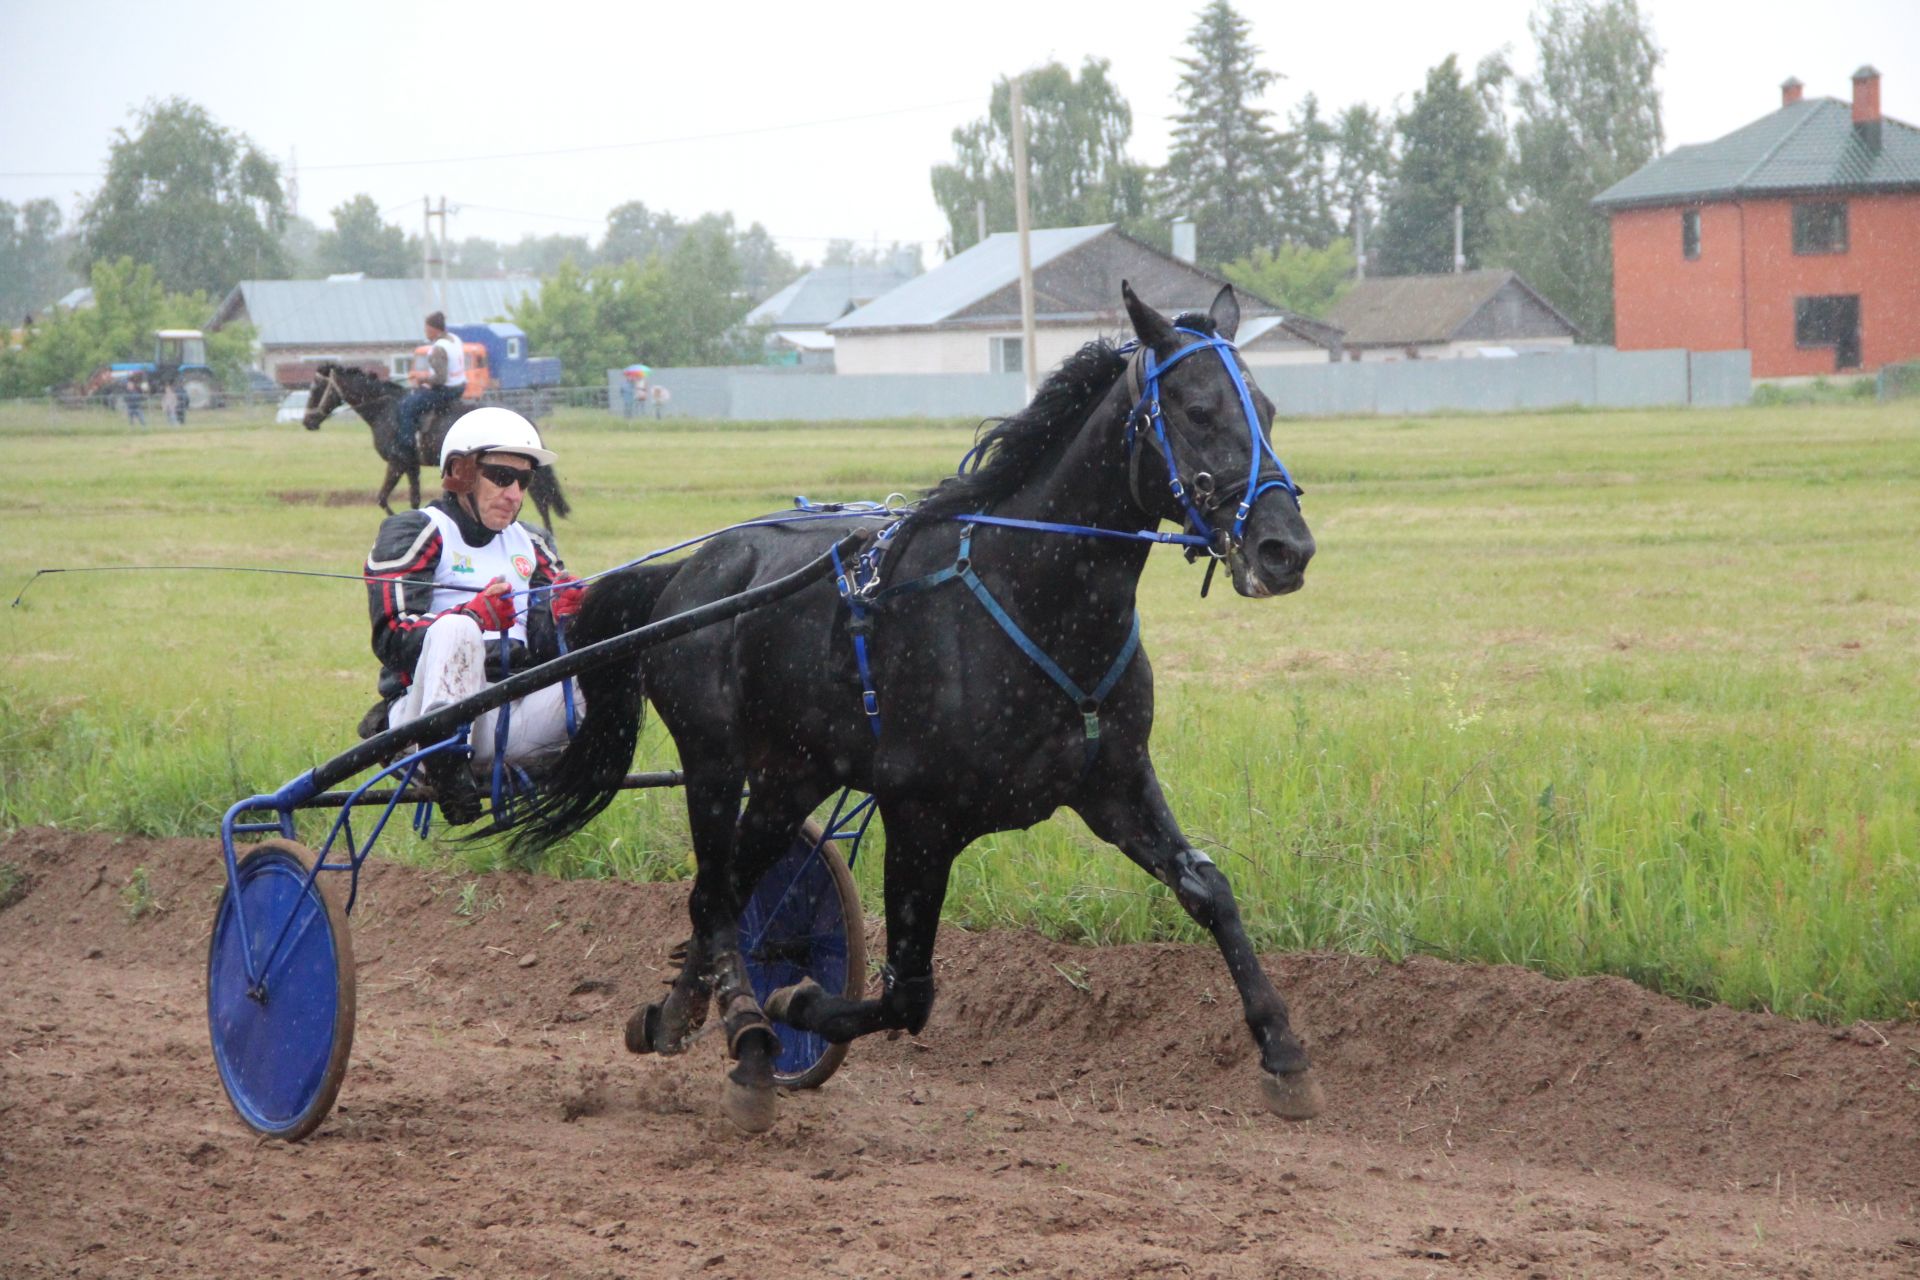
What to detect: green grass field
<box><xmin>4</xmin><ymin>397</ymin><xmax>1916</xmax><ymax>1020</ymax></box>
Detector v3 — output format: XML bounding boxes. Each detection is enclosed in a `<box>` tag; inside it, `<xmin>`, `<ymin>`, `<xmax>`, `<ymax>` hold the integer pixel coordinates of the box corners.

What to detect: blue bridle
<box><xmin>1121</xmin><ymin>327</ymin><xmax>1303</xmax><ymax>558</ymax></box>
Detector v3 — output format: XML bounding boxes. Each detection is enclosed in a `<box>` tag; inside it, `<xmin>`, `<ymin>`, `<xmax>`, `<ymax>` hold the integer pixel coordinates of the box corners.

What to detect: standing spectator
<box><xmin>160</xmin><ymin>379</ymin><xmax>179</xmax><ymax>427</ymax></box>
<box><xmin>124</xmin><ymin>373</ymin><xmax>147</xmax><ymax>426</ymax></box>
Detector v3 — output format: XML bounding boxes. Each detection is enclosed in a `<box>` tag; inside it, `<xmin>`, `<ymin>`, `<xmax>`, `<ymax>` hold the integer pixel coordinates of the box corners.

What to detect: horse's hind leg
<box><xmin>375</xmin><ymin>462</ymin><xmax>404</xmax><ymax>514</ymax></box>
<box><xmin>1073</xmin><ymin>766</ymin><xmax>1323</xmax><ymax>1120</ymax></box>
<box><xmin>767</xmin><ymin>798</ymin><xmax>960</xmax><ymax>1045</ymax></box>
<box><xmin>626</xmin><ymin>934</ymin><xmax>713</xmax><ymax>1057</ymax></box>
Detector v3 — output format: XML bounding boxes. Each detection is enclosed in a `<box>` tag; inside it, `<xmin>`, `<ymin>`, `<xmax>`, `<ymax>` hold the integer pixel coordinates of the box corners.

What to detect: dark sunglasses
<box><xmin>476</xmin><ymin>461</ymin><xmax>538</xmax><ymax>490</ymax></box>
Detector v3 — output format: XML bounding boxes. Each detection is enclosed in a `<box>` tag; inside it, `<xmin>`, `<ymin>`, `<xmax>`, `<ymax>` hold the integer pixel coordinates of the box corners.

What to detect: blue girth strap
<box><xmin>830</xmin><ymin>538</ymin><xmax>885</xmax><ymax>738</ymax></box>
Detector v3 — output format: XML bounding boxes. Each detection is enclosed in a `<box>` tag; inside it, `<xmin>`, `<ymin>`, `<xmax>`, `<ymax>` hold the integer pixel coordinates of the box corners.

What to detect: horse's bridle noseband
<box><xmin>304</xmin><ymin>367</ymin><xmax>345</xmax><ymax>428</ymax></box>
<box><xmin>1122</xmin><ymin>329</ymin><xmax>1303</xmax><ymax>559</ymax></box>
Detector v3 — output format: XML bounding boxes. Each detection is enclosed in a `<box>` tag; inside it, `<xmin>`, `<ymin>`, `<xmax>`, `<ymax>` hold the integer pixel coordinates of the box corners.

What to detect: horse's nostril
<box><xmin>1256</xmin><ymin>537</ymin><xmax>1301</xmax><ymax>576</ymax></box>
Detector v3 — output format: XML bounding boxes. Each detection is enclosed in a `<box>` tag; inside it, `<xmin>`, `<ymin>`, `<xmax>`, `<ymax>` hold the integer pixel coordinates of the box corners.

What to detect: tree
<box><xmin>504</xmin><ymin>233</ymin><xmax>593</xmax><ymax>278</ymax></box>
<box><xmin>820</xmin><ymin>239</ymin><xmax>924</xmax><ymax>273</ymax></box>
<box><xmin>930</xmin><ymin>58</ymin><xmax>1151</xmax><ymax>255</ymax></box>
<box><xmin>318</xmin><ymin>195</ymin><xmax>414</xmax><ymax>277</ymax></box>
<box><xmin>1374</xmin><ymin>56</ymin><xmax>1511</xmax><ymax>276</ymax></box>
<box><xmin>1159</xmin><ymin>1</ymin><xmax>1310</xmax><ymax>267</ymax></box>
<box><xmin>279</xmin><ymin>214</ymin><xmax>324</xmax><ymax>279</ymax></box>
<box><xmin>76</xmin><ymin>98</ymin><xmax>287</xmax><ymax>295</ymax></box>
<box><xmin>1503</xmin><ymin>0</ymin><xmax>1663</xmax><ymax>341</ymax></box>
<box><xmin>1286</xmin><ymin>95</ymin><xmax>1343</xmax><ymax>249</ymax></box>
<box><xmin>1221</xmin><ymin>239</ymin><xmax>1357</xmax><ymax>318</ymax></box>
<box><xmin>599</xmin><ymin>201</ymin><xmax>681</xmax><ymax>265</ymax></box>
<box><xmin>0</xmin><ymin>199</ymin><xmax>77</xmax><ymax>323</ymax></box>
<box><xmin>1330</xmin><ymin>104</ymin><xmax>1395</xmax><ymax>244</ymax></box>
<box><xmin>0</xmin><ymin>257</ymin><xmax>252</xmax><ymax>398</ymax></box>
<box><xmin>731</xmin><ymin>222</ymin><xmax>802</xmax><ymax>301</ymax></box>
<box><xmin>512</xmin><ymin>227</ymin><xmax>755</xmax><ymax>381</ymax></box>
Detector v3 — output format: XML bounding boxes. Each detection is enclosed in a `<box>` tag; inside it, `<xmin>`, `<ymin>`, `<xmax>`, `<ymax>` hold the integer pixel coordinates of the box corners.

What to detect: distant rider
<box><xmin>361</xmin><ymin>407</ymin><xmax>585</xmax><ymax>823</ymax></box>
<box><xmin>395</xmin><ymin>310</ymin><xmax>466</xmax><ymax>457</ymax></box>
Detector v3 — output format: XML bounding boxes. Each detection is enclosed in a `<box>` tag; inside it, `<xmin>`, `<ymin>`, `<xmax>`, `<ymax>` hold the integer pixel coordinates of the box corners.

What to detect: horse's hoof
<box><xmin>720</xmin><ymin>1075</ymin><xmax>778</xmax><ymax>1133</ymax></box>
<box><xmin>1260</xmin><ymin>1068</ymin><xmax>1325</xmax><ymax>1120</ymax></box>
<box><xmin>764</xmin><ymin>978</ymin><xmax>822</xmax><ymax>1025</ymax></box>
<box><xmin>721</xmin><ymin>1039</ymin><xmax>779</xmax><ymax>1136</ymax></box>
<box><xmin>625</xmin><ymin>1003</ymin><xmax>661</xmax><ymax>1055</ymax></box>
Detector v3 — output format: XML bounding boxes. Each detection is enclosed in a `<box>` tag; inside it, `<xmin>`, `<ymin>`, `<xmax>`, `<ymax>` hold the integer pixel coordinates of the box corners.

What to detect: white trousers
<box><xmin>387</xmin><ymin>614</ymin><xmax>579</xmax><ymax>772</ymax></box>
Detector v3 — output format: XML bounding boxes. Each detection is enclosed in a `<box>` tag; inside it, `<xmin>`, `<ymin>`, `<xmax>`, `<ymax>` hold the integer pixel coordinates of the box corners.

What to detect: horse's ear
<box><xmin>1209</xmin><ymin>284</ymin><xmax>1240</xmax><ymax>342</ymax></box>
<box><xmin>1122</xmin><ymin>280</ymin><xmax>1176</xmax><ymax>352</ymax></box>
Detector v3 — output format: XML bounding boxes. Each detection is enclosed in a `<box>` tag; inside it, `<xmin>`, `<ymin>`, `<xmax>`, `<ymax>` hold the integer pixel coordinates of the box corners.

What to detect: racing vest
<box><xmin>421</xmin><ymin>505</ymin><xmax>534</xmax><ymax>644</ymax></box>
<box><xmin>434</xmin><ymin>333</ymin><xmax>467</xmax><ymax>388</ymax></box>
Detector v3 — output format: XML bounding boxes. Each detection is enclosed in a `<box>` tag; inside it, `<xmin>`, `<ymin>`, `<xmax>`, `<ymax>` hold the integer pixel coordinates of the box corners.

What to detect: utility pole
<box><xmin>976</xmin><ymin>198</ymin><xmax>987</xmax><ymax>247</ymax></box>
<box><xmin>1010</xmin><ymin>74</ymin><xmax>1037</xmax><ymax>401</ymax></box>
<box><xmin>1353</xmin><ymin>199</ymin><xmax>1367</xmax><ymax>279</ymax></box>
<box><xmin>423</xmin><ymin>196</ymin><xmax>450</xmax><ymax>312</ymax></box>
<box><xmin>1453</xmin><ymin>204</ymin><xmax>1465</xmax><ymax>274</ymax></box>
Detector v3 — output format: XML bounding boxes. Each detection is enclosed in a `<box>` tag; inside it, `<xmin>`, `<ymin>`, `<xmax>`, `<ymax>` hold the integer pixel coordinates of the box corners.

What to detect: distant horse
<box><xmin>301</xmin><ymin>363</ymin><xmax>572</xmax><ymax>525</ymax></box>
<box><xmin>511</xmin><ymin>282</ymin><xmax>1322</xmax><ymax>1132</ymax></box>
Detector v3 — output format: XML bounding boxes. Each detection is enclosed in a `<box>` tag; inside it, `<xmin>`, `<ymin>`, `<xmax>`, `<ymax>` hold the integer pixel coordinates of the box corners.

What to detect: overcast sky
<box><xmin>3</xmin><ymin>0</ymin><xmax>1915</xmax><ymax>269</ymax></box>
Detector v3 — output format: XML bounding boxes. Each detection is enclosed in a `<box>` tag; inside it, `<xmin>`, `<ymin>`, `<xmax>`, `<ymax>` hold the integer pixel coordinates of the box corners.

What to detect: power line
<box><xmin>0</xmin><ymin>97</ymin><xmax>976</xmax><ymax>181</ymax></box>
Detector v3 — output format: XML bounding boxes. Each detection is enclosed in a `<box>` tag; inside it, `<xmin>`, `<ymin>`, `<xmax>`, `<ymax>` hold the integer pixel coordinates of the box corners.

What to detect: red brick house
<box><xmin>1594</xmin><ymin>67</ymin><xmax>1920</xmax><ymax>377</ymax></box>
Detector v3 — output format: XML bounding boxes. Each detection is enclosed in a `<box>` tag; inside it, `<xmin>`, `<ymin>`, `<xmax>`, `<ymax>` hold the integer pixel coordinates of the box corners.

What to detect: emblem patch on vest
<box><xmin>512</xmin><ymin>555</ymin><xmax>534</xmax><ymax>579</ymax></box>
<box><xmin>451</xmin><ymin>553</ymin><xmax>475</xmax><ymax>575</ymax></box>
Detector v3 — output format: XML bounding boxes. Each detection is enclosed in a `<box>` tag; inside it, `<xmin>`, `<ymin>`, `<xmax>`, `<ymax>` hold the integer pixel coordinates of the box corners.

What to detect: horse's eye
<box><xmin>1186</xmin><ymin>406</ymin><xmax>1213</xmax><ymax>426</ymax></box>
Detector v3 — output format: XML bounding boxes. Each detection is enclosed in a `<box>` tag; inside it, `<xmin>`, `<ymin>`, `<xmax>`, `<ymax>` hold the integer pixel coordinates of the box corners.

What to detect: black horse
<box><xmin>513</xmin><ymin>283</ymin><xmax>1320</xmax><ymax>1131</ymax></box>
<box><xmin>301</xmin><ymin>363</ymin><xmax>572</xmax><ymax>525</ymax></box>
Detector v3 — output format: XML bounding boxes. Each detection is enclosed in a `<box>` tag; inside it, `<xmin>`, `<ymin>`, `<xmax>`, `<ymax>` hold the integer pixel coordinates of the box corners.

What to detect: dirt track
<box><xmin>4</xmin><ymin>827</ymin><xmax>1918</xmax><ymax>1279</ymax></box>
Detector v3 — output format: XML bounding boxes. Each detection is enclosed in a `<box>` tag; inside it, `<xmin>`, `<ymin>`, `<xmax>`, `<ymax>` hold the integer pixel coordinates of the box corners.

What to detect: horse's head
<box><xmin>301</xmin><ymin>362</ymin><xmax>342</xmax><ymax>431</ymax></box>
<box><xmin>1120</xmin><ymin>281</ymin><xmax>1314</xmax><ymax>598</ymax></box>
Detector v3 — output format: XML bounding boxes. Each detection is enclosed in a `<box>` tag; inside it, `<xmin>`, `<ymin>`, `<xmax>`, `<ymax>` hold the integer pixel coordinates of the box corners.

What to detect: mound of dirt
<box><xmin>4</xmin><ymin>826</ymin><xmax>1917</xmax><ymax>1279</ymax></box>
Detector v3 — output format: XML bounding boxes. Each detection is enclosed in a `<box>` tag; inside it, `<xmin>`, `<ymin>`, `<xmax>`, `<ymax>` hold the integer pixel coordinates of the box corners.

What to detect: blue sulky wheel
<box><xmin>739</xmin><ymin>819</ymin><xmax>866</xmax><ymax>1090</ymax></box>
<box><xmin>206</xmin><ymin>839</ymin><xmax>356</xmax><ymax>1141</ymax></box>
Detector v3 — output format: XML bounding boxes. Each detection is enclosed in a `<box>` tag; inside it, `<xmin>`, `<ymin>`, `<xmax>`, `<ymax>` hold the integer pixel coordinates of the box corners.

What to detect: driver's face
<box><xmin>471</xmin><ymin>452</ymin><xmax>531</xmax><ymax>531</ymax></box>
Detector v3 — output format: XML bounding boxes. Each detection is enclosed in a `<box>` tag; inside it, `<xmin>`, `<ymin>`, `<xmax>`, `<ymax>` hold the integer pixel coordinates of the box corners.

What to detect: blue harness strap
<box><xmin>830</xmin><ymin>539</ymin><xmax>884</xmax><ymax>737</ymax></box>
<box><xmin>869</xmin><ymin>524</ymin><xmax>1140</xmax><ymax>772</ymax></box>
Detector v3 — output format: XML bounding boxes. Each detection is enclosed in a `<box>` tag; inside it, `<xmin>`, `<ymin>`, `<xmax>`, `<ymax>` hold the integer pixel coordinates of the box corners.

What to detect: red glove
<box><xmin>458</xmin><ymin>578</ymin><xmax>517</xmax><ymax>632</ymax></box>
<box><xmin>550</xmin><ymin>572</ymin><xmax>586</xmax><ymax>621</ymax></box>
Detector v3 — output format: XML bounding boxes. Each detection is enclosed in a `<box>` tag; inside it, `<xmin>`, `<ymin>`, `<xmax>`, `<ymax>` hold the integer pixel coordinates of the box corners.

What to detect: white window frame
<box><xmin>390</xmin><ymin>355</ymin><xmax>412</xmax><ymax>378</ymax></box>
<box><xmin>506</xmin><ymin>336</ymin><xmax>523</xmax><ymax>360</ymax></box>
<box><xmin>990</xmin><ymin>335</ymin><xmax>1023</xmax><ymax>374</ymax></box>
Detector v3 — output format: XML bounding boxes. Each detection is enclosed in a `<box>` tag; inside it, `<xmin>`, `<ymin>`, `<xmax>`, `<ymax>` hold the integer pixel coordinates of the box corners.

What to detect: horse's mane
<box><xmin>907</xmin><ymin>337</ymin><xmax>1132</xmax><ymax>526</ymax></box>
<box><xmin>321</xmin><ymin>362</ymin><xmax>402</xmax><ymax>394</ymax></box>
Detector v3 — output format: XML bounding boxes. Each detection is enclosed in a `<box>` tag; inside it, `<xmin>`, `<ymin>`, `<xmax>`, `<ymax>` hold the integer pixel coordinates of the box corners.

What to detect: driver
<box><xmin>361</xmin><ymin>406</ymin><xmax>585</xmax><ymax>823</ymax></box>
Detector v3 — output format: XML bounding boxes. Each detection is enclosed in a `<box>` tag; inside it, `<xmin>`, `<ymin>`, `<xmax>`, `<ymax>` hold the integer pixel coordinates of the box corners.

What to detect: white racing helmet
<box><xmin>438</xmin><ymin>406</ymin><xmax>558</xmax><ymax>470</ymax></box>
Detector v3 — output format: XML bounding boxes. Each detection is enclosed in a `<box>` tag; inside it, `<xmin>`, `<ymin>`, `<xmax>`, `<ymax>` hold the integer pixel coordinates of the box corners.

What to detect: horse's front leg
<box><xmin>767</xmin><ymin>799</ymin><xmax>960</xmax><ymax>1045</ymax></box>
<box><xmin>406</xmin><ymin>466</ymin><xmax>421</xmax><ymax>511</ymax></box>
<box><xmin>1073</xmin><ymin>765</ymin><xmax>1324</xmax><ymax>1120</ymax></box>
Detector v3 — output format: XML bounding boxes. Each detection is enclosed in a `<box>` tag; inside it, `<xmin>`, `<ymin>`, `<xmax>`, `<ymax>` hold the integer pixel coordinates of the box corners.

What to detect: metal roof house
<box><xmin>209</xmin><ymin>277</ymin><xmax>542</xmax><ymax>383</ymax></box>
<box><xmin>744</xmin><ymin>260</ymin><xmax>919</xmax><ymax>366</ymax></box>
<box><xmin>1323</xmin><ymin>270</ymin><xmax>1580</xmax><ymax>361</ymax></box>
<box><xmin>827</xmin><ymin>224</ymin><xmax>1340</xmax><ymax>376</ymax></box>
<box><xmin>1594</xmin><ymin>67</ymin><xmax>1920</xmax><ymax>376</ymax></box>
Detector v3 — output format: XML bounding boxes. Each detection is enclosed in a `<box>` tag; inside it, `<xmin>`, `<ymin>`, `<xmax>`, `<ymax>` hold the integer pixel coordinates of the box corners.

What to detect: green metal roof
<box><xmin>1593</xmin><ymin>98</ymin><xmax>1920</xmax><ymax>209</ymax></box>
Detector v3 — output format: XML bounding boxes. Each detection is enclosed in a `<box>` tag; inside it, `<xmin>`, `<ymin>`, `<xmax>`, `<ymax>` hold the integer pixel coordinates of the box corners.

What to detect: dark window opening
<box><xmin>1792</xmin><ymin>202</ymin><xmax>1848</xmax><ymax>254</ymax></box>
<box><xmin>1794</xmin><ymin>295</ymin><xmax>1861</xmax><ymax>369</ymax></box>
<box><xmin>1681</xmin><ymin>209</ymin><xmax>1701</xmax><ymax>260</ymax></box>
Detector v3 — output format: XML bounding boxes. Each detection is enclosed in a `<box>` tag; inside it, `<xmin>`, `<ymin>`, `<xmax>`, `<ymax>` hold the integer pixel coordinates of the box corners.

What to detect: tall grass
<box><xmin>3</xmin><ymin>398</ymin><xmax>1915</xmax><ymax>1019</ymax></box>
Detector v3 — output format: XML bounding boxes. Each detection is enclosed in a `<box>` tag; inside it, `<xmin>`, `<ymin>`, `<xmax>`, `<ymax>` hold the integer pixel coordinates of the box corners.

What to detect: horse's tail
<box><xmin>532</xmin><ymin>466</ymin><xmax>572</xmax><ymax>521</ymax></box>
<box><xmin>503</xmin><ymin>560</ymin><xmax>682</xmax><ymax>860</ymax></box>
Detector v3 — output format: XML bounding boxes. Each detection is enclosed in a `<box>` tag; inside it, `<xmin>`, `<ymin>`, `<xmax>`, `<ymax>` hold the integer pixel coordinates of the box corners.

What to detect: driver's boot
<box><xmin>421</xmin><ymin>751</ymin><xmax>483</xmax><ymax>826</ymax></box>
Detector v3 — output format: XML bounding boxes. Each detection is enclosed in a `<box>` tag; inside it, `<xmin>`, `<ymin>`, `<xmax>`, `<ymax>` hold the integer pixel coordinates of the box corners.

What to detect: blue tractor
<box><xmin>100</xmin><ymin>329</ymin><xmax>221</xmax><ymax>409</ymax></box>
